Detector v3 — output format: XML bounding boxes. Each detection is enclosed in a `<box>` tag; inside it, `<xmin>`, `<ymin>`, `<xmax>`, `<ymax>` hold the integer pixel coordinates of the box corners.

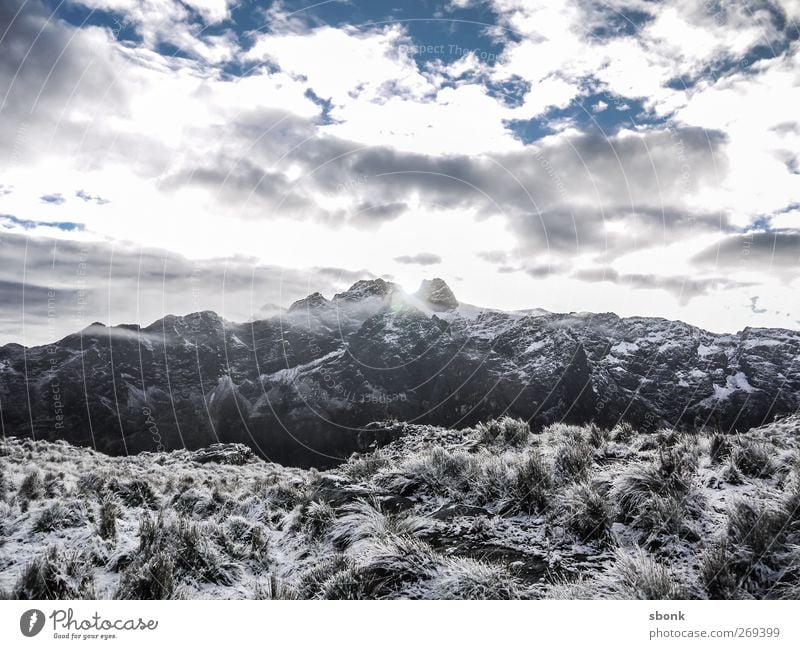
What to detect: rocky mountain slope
<box><xmin>1</xmin><ymin>278</ymin><xmax>798</xmax><ymax>467</ymax></box>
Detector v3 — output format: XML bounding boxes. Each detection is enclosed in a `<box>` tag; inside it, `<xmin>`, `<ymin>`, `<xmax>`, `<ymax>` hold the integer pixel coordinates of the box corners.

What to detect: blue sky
<box><xmin>0</xmin><ymin>0</ymin><xmax>799</xmax><ymax>343</ymax></box>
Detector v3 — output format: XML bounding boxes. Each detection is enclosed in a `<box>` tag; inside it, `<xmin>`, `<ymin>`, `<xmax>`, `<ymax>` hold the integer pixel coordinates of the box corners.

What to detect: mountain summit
<box><xmin>415</xmin><ymin>278</ymin><xmax>458</xmax><ymax>311</ymax></box>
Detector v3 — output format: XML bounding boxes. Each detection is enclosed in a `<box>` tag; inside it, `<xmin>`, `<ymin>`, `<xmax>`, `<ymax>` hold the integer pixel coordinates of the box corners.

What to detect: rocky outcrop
<box><xmin>416</xmin><ymin>278</ymin><xmax>458</xmax><ymax>310</ymax></box>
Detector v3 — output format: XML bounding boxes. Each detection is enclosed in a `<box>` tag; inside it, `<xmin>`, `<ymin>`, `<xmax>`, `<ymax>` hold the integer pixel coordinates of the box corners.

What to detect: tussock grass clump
<box><xmin>329</xmin><ymin>500</ymin><xmax>433</xmax><ymax>550</ymax></box>
<box><xmin>631</xmin><ymin>493</ymin><xmax>702</xmax><ymax>548</ymax></box>
<box><xmin>354</xmin><ymin>534</ymin><xmax>441</xmax><ymax>597</ymax></box>
<box><xmin>730</xmin><ymin>439</ymin><xmax>776</xmax><ymax>479</ymax></box>
<box><xmin>300</xmin><ymin>500</ymin><xmax>336</xmax><ymax>540</ymax></box>
<box><xmin>342</xmin><ymin>454</ymin><xmax>389</xmax><ymax>481</ymax></box>
<box><xmin>546</xmin><ymin>550</ymin><xmax>690</xmax><ymax>599</ymax></box>
<box><xmin>34</xmin><ymin>501</ymin><xmax>86</xmax><ymax>533</ymax></box>
<box><xmin>552</xmin><ymin>438</ymin><xmax>593</xmax><ymax>483</ymax></box>
<box><xmin>476</xmin><ymin>417</ymin><xmax>531</xmax><ymax>447</ymax></box>
<box><xmin>97</xmin><ymin>499</ymin><xmax>119</xmax><ymax>540</ymax></box>
<box><xmin>719</xmin><ymin>496</ymin><xmax>799</xmax><ymax>596</ymax></box>
<box><xmin>555</xmin><ymin>481</ymin><xmax>610</xmax><ymax>541</ymax></box>
<box><xmin>116</xmin><ymin>512</ymin><xmax>240</xmax><ymax>599</ymax></box>
<box><xmin>512</xmin><ymin>450</ymin><xmax>552</xmax><ymax>513</ymax></box>
<box><xmin>612</xmin><ymin>447</ymin><xmax>703</xmax><ymax>547</ymax></box>
<box><xmin>18</xmin><ymin>469</ymin><xmax>43</xmax><ymax>501</ymax></box>
<box><xmin>13</xmin><ymin>546</ymin><xmax>95</xmax><ymax>599</ymax></box>
<box><xmin>422</xmin><ymin>558</ymin><xmax>522</xmax><ymax>599</ymax></box>
<box><xmin>109</xmin><ymin>479</ymin><xmax>160</xmax><ymax>509</ymax></box>
<box><xmin>297</xmin><ymin>554</ymin><xmax>355</xmax><ymax>598</ymax></box>
<box><xmin>611</xmin><ymin>550</ymin><xmax>689</xmax><ymax>599</ymax></box>
<box><xmin>610</xmin><ymin>421</ymin><xmax>635</xmax><ymax>444</ymax></box>
<box><xmin>77</xmin><ymin>472</ymin><xmax>106</xmax><ymax>497</ymax></box>
<box><xmin>700</xmin><ymin>541</ymin><xmax>740</xmax><ymax>599</ymax></box>
<box><xmin>709</xmin><ymin>433</ymin><xmax>732</xmax><ymax>465</ymax></box>
<box><xmin>317</xmin><ymin>567</ymin><xmax>376</xmax><ymax>600</ymax></box>
<box><xmin>116</xmin><ymin>552</ymin><xmax>176</xmax><ymax>600</ymax></box>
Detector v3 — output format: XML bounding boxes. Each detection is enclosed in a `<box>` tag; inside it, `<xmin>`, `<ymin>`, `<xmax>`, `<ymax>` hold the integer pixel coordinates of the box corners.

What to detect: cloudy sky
<box><xmin>0</xmin><ymin>0</ymin><xmax>798</xmax><ymax>345</ymax></box>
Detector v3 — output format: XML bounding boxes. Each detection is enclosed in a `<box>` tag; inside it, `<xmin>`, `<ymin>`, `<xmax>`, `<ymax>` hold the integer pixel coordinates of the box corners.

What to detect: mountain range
<box><xmin>1</xmin><ymin>278</ymin><xmax>798</xmax><ymax>467</ymax></box>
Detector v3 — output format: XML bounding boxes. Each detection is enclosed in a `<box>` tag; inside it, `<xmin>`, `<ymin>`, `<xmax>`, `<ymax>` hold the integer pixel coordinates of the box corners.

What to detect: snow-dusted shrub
<box><xmin>13</xmin><ymin>546</ymin><xmax>95</xmax><ymax>599</ymax></box>
<box><xmin>34</xmin><ymin>500</ymin><xmax>86</xmax><ymax>533</ymax></box>
<box><xmin>555</xmin><ymin>481</ymin><xmax>610</xmax><ymax>541</ymax></box>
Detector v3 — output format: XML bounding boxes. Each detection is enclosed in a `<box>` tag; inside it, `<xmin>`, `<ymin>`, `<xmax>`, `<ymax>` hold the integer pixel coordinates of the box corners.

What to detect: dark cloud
<box><xmin>352</xmin><ymin>202</ymin><xmax>407</xmax><ymax>227</ymax></box>
<box><xmin>573</xmin><ymin>266</ymin><xmax>753</xmax><ymax>304</ymax></box>
<box><xmin>0</xmin><ymin>0</ymin><xmax>130</xmax><ymax>166</ymax></box>
<box><xmin>393</xmin><ymin>252</ymin><xmax>442</xmax><ymax>266</ymax></box>
<box><xmin>691</xmin><ymin>231</ymin><xmax>800</xmax><ymax>276</ymax></box>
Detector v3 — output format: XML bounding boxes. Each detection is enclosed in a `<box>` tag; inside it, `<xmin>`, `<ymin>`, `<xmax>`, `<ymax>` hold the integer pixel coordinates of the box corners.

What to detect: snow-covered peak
<box><xmin>333</xmin><ymin>278</ymin><xmax>397</xmax><ymax>302</ymax></box>
<box><xmin>288</xmin><ymin>292</ymin><xmax>330</xmax><ymax>313</ymax></box>
<box><xmin>415</xmin><ymin>278</ymin><xmax>458</xmax><ymax>311</ymax></box>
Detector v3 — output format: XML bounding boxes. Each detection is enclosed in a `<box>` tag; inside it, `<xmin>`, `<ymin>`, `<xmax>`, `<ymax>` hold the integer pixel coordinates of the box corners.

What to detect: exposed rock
<box><xmin>431</xmin><ymin>503</ymin><xmax>494</xmax><ymax>520</ymax></box>
<box><xmin>191</xmin><ymin>443</ymin><xmax>254</xmax><ymax>465</ymax></box>
<box><xmin>415</xmin><ymin>278</ymin><xmax>458</xmax><ymax>310</ymax></box>
<box><xmin>288</xmin><ymin>292</ymin><xmax>330</xmax><ymax>312</ymax></box>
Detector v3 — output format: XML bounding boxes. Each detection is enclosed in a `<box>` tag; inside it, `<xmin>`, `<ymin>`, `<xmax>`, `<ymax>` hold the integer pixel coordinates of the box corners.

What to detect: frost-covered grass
<box><xmin>1</xmin><ymin>414</ymin><xmax>799</xmax><ymax>599</ymax></box>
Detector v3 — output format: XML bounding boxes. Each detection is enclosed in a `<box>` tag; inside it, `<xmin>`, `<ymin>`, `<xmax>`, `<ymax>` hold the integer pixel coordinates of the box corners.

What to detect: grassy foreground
<box><xmin>1</xmin><ymin>414</ymin><xmax>799</xmax><ymax>599</ymax></box>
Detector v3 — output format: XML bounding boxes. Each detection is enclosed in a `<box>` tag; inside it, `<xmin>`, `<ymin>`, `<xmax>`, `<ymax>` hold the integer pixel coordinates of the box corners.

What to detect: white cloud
<box><xmin>1</xmin><ymin>0</ymin><xmax>798</xmax><ymax>339</ymax></box>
